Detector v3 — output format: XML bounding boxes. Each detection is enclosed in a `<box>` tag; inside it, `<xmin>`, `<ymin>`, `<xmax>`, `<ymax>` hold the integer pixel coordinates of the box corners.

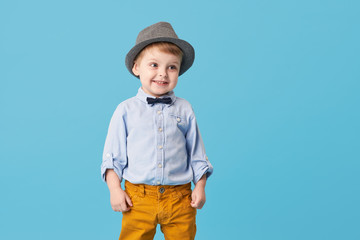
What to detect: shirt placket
<box><xmin>154</xmin><ymin>105</ymin><xmax>165</xmax><ymax>185</ymax></box>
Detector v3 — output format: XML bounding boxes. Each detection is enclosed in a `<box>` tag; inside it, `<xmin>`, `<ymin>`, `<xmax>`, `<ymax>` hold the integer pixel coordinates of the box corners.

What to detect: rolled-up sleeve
<box><xmin>101</xmin><ymin>104</ymin><xmax>128</xmax><ymax>182</ymax></box>
<box><xmin>186</xmin><ymin>114</ymin><xmax>213</xmax><ymax>184</ymax></box>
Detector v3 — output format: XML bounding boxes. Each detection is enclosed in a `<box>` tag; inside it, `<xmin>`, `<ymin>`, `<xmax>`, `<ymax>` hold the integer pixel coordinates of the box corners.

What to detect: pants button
<box><xmin>159</xmin><ymin>187</ymin><xmax>165</xmax><ymax>194</ymax></box>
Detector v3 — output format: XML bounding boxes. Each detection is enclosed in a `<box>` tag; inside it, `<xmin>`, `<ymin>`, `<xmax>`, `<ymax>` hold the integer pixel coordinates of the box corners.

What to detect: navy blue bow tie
<box><xmin>146</xmin><ymin>97</ymin><xmax>172</xmax><ymax>105</ymax></box>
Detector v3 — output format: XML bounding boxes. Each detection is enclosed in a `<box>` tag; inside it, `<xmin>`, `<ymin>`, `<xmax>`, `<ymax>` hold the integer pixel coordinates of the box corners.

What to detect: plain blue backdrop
<box><xmin>1</xmin><ymin>0</ymin><xmax>359</xmax><ymax>239</ymax></box>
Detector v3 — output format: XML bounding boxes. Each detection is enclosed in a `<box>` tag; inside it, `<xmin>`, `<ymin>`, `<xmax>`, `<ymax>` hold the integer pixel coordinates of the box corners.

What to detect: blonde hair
<box><xmin>133</xmin><ymin>42</ymin><xmax>183</xmax><ymax>64</ymax></box>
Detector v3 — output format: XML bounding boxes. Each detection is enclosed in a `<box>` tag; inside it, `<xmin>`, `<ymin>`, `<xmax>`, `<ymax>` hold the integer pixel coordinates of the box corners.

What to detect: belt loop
<box><xmin>139</xmin><ymin>184</ymin><xmax>145</xmax><ymax>197</ymax></box>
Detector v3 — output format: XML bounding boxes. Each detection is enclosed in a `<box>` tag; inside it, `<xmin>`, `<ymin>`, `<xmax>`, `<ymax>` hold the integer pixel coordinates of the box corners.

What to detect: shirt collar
<box><xmin>135</xmin><ymin>87</ymin><xmax>177</xmax><ymax>106</ymax></box>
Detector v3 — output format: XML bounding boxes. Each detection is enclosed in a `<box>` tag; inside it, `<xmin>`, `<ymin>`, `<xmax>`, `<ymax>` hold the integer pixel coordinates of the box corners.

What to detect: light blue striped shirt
<box><xmin>101</xmin><ymin>88</ymin><xmax>213</xmax><ymax>185</ymax></box>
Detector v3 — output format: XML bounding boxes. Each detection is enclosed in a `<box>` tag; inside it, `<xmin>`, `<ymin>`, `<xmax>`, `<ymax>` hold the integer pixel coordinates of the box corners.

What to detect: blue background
<box><xmin>1</xmin><ymin>0</ymin><xmax>359</xmax><ymax>239</ymax></box>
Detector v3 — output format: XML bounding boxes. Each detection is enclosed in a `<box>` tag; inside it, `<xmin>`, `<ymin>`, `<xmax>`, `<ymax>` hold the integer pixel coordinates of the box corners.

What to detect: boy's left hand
<box><xmin>191</xmin><ymin>185</ymin><xmax>206</xmax><ymax>209</ymax></box>
<box><xmin>191</xmin><ymin>175</ymin><xmax>207</xmax><ymax>209</ymax></box>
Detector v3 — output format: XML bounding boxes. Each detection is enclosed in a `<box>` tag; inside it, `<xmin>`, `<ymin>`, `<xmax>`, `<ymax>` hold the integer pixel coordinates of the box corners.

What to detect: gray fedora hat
<box><xmin>125</xmin><ymin>22</ymin><xmax>195</xmax><ymax>77</ymax></box>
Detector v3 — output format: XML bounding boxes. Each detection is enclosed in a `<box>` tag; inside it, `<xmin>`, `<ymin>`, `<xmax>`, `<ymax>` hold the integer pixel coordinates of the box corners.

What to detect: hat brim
<box><xmin>125</xmin><ymin>37</ymin><xmax>195</xmax><ymax>77</ymax></box>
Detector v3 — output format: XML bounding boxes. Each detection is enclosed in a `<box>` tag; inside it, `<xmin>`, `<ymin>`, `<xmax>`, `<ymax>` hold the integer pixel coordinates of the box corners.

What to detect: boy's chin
<box><xmin>152</xmin><ymin>92</ymin><xmax>170</xmax><ymax>97</ymax></box>
<box><xmin>150</xmin><ymin>89</ymin><xmax>171</xmax><ymax>97</ymax></box>
<box><xmin>142</xmin><ymin>86</ymin><xmax>173</xmax><ymax>97</ymax></box>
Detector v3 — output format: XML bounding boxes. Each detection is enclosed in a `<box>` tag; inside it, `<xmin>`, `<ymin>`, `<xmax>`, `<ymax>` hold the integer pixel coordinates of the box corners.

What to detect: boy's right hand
<box><xmin>110</xmin><ymin>188</ymin><xmax>133</xmax><ymax>212</ymax></box>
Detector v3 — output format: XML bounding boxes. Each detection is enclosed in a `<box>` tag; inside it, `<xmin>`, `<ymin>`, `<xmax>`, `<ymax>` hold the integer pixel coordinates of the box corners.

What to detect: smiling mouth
<box><xmin>152</xmin><ymin>80</ymin><xmax>169</xmax><ymax>85</ymax></box>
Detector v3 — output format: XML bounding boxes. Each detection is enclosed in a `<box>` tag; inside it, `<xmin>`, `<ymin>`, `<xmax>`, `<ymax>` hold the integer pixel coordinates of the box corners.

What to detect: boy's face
<box><xmin>132</xmin><ymin>47</ymin><xmax>181</xmax><ymax>97</ymax></box>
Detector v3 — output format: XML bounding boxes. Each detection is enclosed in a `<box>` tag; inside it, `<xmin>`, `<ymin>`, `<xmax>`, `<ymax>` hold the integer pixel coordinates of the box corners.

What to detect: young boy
<box><xmin>101</xmin><ymin>22</ymin><xmax>213</xmax><ymax>240</ymax></box>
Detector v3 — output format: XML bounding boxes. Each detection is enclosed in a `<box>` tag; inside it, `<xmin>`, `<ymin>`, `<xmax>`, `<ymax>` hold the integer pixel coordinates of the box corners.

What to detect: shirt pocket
<box><xmin>168</xmin><ymin>113</ymin><xmax>188</xmax><ymax>135</ymax></box>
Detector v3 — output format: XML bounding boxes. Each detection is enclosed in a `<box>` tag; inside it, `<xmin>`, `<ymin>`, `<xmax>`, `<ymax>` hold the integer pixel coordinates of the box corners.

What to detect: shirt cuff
<box><xmin>192</xmin><ymin>159</ymin><xmax>213</xmax><ymax>184</ymax></box>
<box><xmin>101</xmin><ymin>155</ymin><xmax>123</xmax><ymax>182</ymax></box>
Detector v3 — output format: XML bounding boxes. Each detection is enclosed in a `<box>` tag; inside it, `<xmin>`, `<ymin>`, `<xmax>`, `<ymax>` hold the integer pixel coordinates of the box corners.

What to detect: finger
<box><xmin>120</xmin><ymin>202</ymin><xmax>130</xmax><ymax>212</ymax></box>
<box><xmin>122</xmin><ymin>207</ymin><xmax>130</xmax><ymax>212</ymax></box>
<box><xmin>191</xmin><ymin>203</ymin><xmax>199</xmax><ymax>208</ymax></box>
<box><xmin>112</xmin><ymin>206</ymin><xmax>121</xmax><ymax>212</ymax></box>
<box><xmin>191</xmin><ymin>194</ymin><xmax>197</xmax><ymax>204</ymax></box>
<box><xmin>190</xmin><ymin>199</ymin><xmax>199</xmax><ymax>208</ymax></box>
<box><xmin>125</xmin><ymin>194</ymin><xmax>133</xmax><ymax>207</ymax></box>
<box><xmin>192</xmin><ymin>198</ymin><xmax>205</xmax><ymax>209</ymax></box>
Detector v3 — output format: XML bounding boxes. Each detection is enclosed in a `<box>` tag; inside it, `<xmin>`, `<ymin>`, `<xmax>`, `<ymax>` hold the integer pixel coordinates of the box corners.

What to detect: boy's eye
<box><xmin>169</xmin><ymin>65</ymin><xmax>177</xmax><ymax>70</ymax></box>
<box><xmin>150</xmin><ymin>63</ymin><xmax>158</xmax><ymax>67</ymax></box>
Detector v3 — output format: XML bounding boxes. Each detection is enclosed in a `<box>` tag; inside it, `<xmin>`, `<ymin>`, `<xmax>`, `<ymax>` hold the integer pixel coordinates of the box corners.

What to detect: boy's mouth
<box><xmin>152</xmin><ymin>80</ymin><xmax>169</xmax><ymax>86</ymax></box>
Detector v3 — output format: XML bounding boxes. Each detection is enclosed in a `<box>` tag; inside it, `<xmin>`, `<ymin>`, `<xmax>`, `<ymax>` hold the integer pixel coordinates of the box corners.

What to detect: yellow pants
<box><xmin>119</xmin><ymin>181</ymin><xmax>197</xmax><ymax>240</ymax></box>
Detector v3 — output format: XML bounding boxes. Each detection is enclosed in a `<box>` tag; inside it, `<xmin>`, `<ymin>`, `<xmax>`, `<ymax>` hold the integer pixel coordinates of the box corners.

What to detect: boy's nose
<box><xmin>158</xmin><ymin>68</ymin><xmax>167</xmax><ymax>78</ymax></box>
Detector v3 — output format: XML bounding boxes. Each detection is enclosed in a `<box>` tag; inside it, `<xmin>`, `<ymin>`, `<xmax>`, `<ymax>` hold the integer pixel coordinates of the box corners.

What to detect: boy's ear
<box><xmin>132</xmin><ymin>62</ymin><xmax>139</xmax><ymax>77</ymax></box>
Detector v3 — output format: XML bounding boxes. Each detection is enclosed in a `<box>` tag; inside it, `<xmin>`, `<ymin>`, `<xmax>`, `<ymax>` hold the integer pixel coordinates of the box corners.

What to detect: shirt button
<box><xmin>158</xmin><ymin>164</ymin><xmax>162</xmax><ymax>168</ymax></box>
<box><xmin>157</xmin><ymin>110</ymin><xmax>162</xmax><ymax>115</ymax></box>
<box><xmin>158</xmin><ymin>145</ymin><xmax>163</xmax><ymax>149</ymax></box>
<box><xmin>176</xmin><ymin>117</ymin><xmax>181</xmax><ymax>122</ymax></box>
<box><xmin>106</xmin><ymin>153</ymin><xmax>111</xmax><ymax>157</ymax></box>
<box><xmin>157</xmin><ymin>181</ymin><xmax>161</xmax><ymax>185</ymax></box>
<box><xmin>158</xmin><ymin>127</ymin><xmax>163</xmax><ymax>132</ymax></box>
<box><xmin>159</xmin><ymin>187</ymin><xmax>165</xmax><ymax>194</ymax></box>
